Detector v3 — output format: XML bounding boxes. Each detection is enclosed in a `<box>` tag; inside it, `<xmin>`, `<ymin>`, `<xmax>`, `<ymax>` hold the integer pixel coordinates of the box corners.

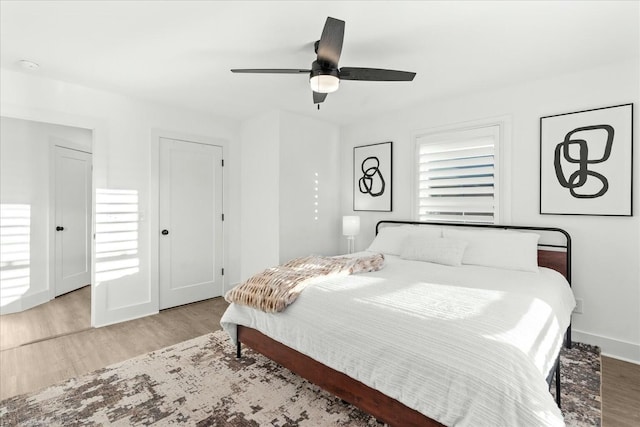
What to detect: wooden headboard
<box><xmin>376</xmin><ymin>220</ymin><xmax>572</xmax><ymax>285</ymax></box>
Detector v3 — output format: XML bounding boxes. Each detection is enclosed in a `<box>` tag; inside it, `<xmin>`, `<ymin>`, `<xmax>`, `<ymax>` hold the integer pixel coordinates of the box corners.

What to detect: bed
<box><xmin>220</xmin><ymin>221</ymin><xmax>575</xmax><ymax>426</ymax></box>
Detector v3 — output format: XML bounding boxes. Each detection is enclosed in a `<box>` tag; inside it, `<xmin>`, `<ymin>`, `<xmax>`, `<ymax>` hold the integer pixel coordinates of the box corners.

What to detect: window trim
<box><xmin>411</xmin><ymin>116</ymin><xmax>512</xmax><ymax>224</ymax></box>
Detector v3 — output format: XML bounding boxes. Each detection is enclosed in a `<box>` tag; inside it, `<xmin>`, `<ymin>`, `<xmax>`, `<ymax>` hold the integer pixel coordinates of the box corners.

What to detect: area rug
<box><xmin>0</xmin><ymin>330</ymin><xmax>601</xmax><ymax>426</ymax></box>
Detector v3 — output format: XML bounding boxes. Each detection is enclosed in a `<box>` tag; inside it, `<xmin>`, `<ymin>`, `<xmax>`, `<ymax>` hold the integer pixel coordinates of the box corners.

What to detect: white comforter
<box><xmin>220</xmin><ymin>253</ymin><xmax>576</xmax><ymax>427</ymax></box>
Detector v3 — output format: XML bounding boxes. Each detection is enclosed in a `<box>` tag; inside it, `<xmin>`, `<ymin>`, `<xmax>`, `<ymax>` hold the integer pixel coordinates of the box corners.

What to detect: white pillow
<box><xmin>367</xmin><ymin>225</ymin><xmax>441</xmax><ymax>255</ymax></box>
<box><xmin>400</xmin><ymin>236</ymin><xmax>468</xmax><ymax>266</ymax></box>
<box><xmin>366</xmin><ymin>226</ymin><xmax>412</xmax><ymax>255</ymax></box>
<box><xmin>403</xmin><ymin>225</ymin><xmax>443</xmax><ymax>240</ymax></box>
<box><xmin>442</xmin><ymin>228</ymin><xmax>540</xmax><ymax>272</ymax></box>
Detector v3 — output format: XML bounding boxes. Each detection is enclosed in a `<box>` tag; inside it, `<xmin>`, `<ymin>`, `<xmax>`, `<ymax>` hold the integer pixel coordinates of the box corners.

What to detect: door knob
<box><xmin>56</xmin><ymin>226</ymin><xmax>64</xmax><ymax>231</ymax></box>
<box><xmin>161</xmin><ymin>229</ymin><xmax>169</xmax><ymax>235</ymax></box>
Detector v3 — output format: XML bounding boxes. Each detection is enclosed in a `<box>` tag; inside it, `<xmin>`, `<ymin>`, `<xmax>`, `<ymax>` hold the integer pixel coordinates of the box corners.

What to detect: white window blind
<box><xmin>416</xmin><ymin>125</ymin><xmax>500</xmax><ymax>223</ymax></box>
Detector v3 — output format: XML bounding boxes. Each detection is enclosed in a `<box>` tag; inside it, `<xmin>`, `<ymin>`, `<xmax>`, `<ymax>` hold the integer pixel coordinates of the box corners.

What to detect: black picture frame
<box><xmin>353</xmin><ymin>141</ymin><xmax>392</xmax><ymax>212</ymax></box>
<box><xmin>540</xmin><ymin>103</ymin><xmax>633</xmax><ymax>216</ymax></box>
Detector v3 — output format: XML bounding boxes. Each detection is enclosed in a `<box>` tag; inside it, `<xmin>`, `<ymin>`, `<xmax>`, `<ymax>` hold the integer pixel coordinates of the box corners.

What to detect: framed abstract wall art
<box><xmin>540</xmin><ymin>103</ymin><xmax>633</xmax><ymax>216</ymax></box>
<box><xmin>353</xmin><ymin>141</ymin><xmax>392</xmax><ymax>211</ymax></box>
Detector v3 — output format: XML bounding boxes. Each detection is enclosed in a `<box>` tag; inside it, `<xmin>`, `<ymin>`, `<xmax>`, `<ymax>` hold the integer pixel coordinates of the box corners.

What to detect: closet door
<box><xmin>54</xmin><ymin>146</ymin><xmax>92</xmax><ymax>296</ymax></box>
<box><xmin>159</xmin><ymin>138</ymin><xmax>223</xmax><ymax>309</ymax></box>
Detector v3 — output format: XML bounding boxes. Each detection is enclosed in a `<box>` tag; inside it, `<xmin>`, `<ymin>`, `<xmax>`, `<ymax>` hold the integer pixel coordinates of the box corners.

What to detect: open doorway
<box><xmin>0</xmin><ymin>116</ymin><xmax>93</xmax><ymax>350</ymax></box>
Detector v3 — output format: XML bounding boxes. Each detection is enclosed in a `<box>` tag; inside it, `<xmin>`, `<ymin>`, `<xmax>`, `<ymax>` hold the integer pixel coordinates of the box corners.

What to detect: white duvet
<box><xmin>220</xmin><ymin>253</ymin><xmax>576</xmax><ymax>427</ymax></box>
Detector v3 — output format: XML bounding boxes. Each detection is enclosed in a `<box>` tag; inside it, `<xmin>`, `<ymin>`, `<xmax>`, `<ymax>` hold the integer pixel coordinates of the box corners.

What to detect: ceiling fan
<box><xmin>231</xmin><ymin>17</ymin><xmax>416</xmax><ymax>107</ymax></box>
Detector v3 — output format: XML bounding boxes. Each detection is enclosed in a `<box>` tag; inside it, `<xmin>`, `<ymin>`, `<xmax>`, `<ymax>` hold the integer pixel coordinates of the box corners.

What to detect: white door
<box><xmin>54</xmin><ymin>146</ymin><xmax>92</xmax><ymax>296</ymax></box>
<box><xmin>159</xmin><ymin>138</ymin><xmax>223</xmax><ymax>309</ymax></box>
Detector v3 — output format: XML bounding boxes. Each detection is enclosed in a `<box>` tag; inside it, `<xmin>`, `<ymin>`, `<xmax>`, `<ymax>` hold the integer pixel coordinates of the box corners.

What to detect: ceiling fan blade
<box><xmin>231</xmin><ymin>69</ymin><xmax>310</xmax><ymax>74</ymax></box>
<box><xmin>316</xmin><ymin>17</ymin><xmax>345</xmax><ymax>66</ymax></box>
<box><xmin>339</xmin><ymin>67</ymin><xmax>416</xmax><ymax>81</ymax></box>
<box><xmin>313</xmin><ymin>91</ymin><xmax>328</xmax><ymax>104</ymax></box>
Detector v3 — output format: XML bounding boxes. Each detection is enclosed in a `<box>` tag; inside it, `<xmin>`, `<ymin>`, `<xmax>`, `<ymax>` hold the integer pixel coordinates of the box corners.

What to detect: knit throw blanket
<box><xmin>225</xmin><ymin>253</ymin><xmax>385</xmax><ymax>313</ymax></box>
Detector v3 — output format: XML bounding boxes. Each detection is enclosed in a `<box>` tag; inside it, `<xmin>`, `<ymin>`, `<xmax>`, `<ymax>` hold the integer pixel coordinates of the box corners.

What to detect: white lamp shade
<box><xmin>342</xmin><ymin>216</ymin><xmax>360</xmax><ymax>237</ymax></box>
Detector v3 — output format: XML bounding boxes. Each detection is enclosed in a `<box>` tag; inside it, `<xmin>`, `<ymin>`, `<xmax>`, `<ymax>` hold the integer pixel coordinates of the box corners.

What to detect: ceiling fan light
<box><xmin>310</xmin><ymin>74</ymin><xmax>339</xmax><ymax>93</ymax></box>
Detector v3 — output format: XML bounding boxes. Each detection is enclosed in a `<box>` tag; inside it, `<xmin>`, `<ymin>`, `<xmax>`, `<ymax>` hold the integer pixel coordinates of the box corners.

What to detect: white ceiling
<box><xmin>1</xmin><ymin>1</ymin><xmax>638</xmax><ymax>125</ymax></box>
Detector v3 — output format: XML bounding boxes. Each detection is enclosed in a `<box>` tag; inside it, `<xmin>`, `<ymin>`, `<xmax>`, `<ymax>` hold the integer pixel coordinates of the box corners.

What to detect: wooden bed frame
<box><xmin>236</xmin><ymin>221</ymin><xmax>572</xmax><ymax>427</ymax></box>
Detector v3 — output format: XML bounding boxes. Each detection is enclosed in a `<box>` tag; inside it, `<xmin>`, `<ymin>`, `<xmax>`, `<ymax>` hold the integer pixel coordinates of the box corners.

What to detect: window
<box><xmin>415</xmin><ymin>124</ymin><xmax>501</xmax><ymax>223</ymax></box>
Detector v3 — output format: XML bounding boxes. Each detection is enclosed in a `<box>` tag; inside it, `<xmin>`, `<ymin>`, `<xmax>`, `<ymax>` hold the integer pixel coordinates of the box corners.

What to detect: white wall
<box><xmin>0</xmin><ymin>117</ymin><xmax>92</xmax><ymax>313</ymax></box>
<box><xmin>239</xmin><ymin>110</ymin><xmax>281</xmax><ymax>281</ymax></box>
<box><xmin>239</xmin><ymin>110</ymin><xmax>341</xmax><ymax>281</ymax></box>
<box><xmin>339</xmin><ymin>59</ymin><xmax>640</xmax><ymax>362</ymax></box>
<box><xmin>279</xmin><ymin>111</ymin><xmax>341</xmax><ymax>262</ymax></box>
<box><xmin>1</xmin><ymin>69</ymin><xmax>240</xmax><ymax>326</ymax></box>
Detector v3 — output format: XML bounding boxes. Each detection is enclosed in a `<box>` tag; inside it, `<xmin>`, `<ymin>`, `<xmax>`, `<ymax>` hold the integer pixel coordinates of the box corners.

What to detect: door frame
<box><xmin>51</xmin><ymin>144</ymin><xmax>93</xmax><ymax>298</ymax></box>
<box><xmin>0</xmin><ymin>105</ymin><xmax>99</xmax><ymax>320</ymax></box>
<box><xmin>150</xmin><ymin>129</ymin><xmax>226</xmax><ymax>310</ymax></box>
<box><xmin>47</xmin><ymin>134</ymin><xmax>95</xmax><ymax>307</ymax></box>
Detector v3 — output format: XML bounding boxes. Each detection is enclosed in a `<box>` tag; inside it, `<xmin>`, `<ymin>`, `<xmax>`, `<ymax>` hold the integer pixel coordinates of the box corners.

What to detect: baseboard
<box><xmin>0</xmin><ymin>289</ymin><xmax>51</xmax><ymax>315</ymax></box>
<box><xmin>572</xmin><ymin>329</ymin><xmax>640</xmax><ymax>365</ymax></box>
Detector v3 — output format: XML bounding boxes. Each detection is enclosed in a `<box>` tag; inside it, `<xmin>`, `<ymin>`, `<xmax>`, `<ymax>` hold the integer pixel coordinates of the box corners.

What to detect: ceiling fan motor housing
<box><xmin>310</xmin><ymin>60</ymin><xmax>340</xmax><ymax>93</ymax></box>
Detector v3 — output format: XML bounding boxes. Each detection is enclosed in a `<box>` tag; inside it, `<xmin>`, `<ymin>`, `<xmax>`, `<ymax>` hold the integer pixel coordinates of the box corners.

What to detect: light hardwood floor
<box><xmin>602</xmin><ymin>356</ymin><xmax>640</xmax><ymax>427</ymax></box>
<box><xmin>1</xmin><ymin>289</ymin><xmax>639</xmax><ymax>426</ymax></box>
<box><xmin>0</xmin><ymin>290</ymin><xmax>228</xmax><ymax>401</ymax></box>
<box><xmin>0</xmin><ymin>286</ymin><xmax>91</xmax><ymax>351</ymax></box>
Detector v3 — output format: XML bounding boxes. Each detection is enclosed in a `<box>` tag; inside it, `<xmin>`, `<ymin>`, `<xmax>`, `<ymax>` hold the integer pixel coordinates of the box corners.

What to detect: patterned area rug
<box><xmin>0</xmin><ymin>330</ymin><xmax>601</xmax><ymax>426</ymax></box>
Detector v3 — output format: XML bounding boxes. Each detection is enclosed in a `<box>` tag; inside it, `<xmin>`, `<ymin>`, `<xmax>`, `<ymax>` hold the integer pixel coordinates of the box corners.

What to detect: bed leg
<box><xmin>565</xmin><ymin>324</ymin><xmax>572</xmax><ymax>349</ymax></box>
<box><xmin>236</xmin><ymin>341</ymin><xmax>242</xmax><ymax>358</ymax></box>
<box><xmin>555</xmin><ymin>359</ymin><xmax>561</xmax><ymax>408</ymax></box>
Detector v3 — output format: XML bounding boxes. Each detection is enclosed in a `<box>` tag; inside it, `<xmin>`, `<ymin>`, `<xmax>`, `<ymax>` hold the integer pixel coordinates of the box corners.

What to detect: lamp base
<box><xmin>346</xmin><ymin>236</ymin><xmax>355</xmax><ymax>254</ymax></box>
